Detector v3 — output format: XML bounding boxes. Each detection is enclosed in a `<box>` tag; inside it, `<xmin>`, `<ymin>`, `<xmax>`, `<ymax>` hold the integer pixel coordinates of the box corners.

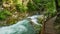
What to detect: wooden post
<box><xmin>41</xmin><ymin>16</ymin><xmax>46</xmax><ymax>34</ymax></box>
<box><xmin>41</xmin><ymin>21</ymin><xmax>45</xmax><ymax>34</ymax></box>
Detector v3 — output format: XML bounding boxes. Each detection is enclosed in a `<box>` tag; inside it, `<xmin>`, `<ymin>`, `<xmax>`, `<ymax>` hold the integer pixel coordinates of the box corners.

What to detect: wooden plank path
<box><xmin>45</xmin><ymin>17</ymin><xmax>56</xmax><ymax>34</ymax></box>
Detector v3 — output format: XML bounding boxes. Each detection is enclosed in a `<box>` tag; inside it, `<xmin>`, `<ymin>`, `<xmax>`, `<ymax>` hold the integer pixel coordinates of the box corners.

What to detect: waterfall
<box><xmin>0</xmin><ymin>15</ymin><xmax>43</xmax><ymax>34</ymax></box>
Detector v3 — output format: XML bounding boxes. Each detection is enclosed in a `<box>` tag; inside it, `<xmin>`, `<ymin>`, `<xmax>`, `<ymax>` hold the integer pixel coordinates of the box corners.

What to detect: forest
<box><xmin>0</xmin><ymin>0</ymin><xmax>60</xmax><ymax>34</ymax></box>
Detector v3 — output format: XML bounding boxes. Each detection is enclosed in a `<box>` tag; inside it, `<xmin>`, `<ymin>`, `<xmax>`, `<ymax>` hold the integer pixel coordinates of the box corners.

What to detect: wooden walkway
<box><xmin>45</xmin><ymin>17</ymin><xmax>56</xmax><ymax>34</ymax></box>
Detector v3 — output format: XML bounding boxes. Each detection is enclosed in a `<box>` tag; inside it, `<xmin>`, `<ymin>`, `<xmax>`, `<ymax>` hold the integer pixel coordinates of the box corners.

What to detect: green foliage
<box><xmin>16</xmin><ymin>4</ymin><xmax>27</xmax><ymax>12</ymax></box>
<box><xmin>27</xmin><ymin>2</ymin><xmax>36</xmax><ymax>11</ymax></box>
<box><xmin>44</xmin><ymin>0</ymin><xmax>56</xmax><ymax>18</ymax></box>
<box><xmin>44</xmin><ymin>10</ymin><xmax>56</xmax><ymax>18</ymax></box>
<box><xmin>0</xmin><ymin>9</ymin><xmax>12</xmax><ymax>20</ymax></box>
<box><xmin>13</xmin><ymin>0</ymin><xmax>28</xmax><ymax>12</ymax></box>
<box><xmin>27</xmin><ymin>0</ymin><xmax>41</xmax><ymax>11</ymax></box>
<box><xmin>58</xmin><ymin>0</ymin><xmax>60</xmax><ymax>6</ymax></box>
